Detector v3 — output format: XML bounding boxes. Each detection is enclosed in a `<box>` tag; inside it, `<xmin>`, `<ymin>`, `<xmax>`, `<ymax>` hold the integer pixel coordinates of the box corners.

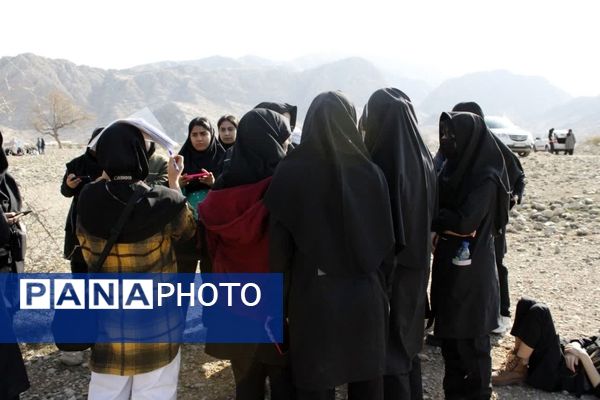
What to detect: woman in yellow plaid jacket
<box><xmin>76</xmin><ymin>122</ymin><xmax>195</xmax><ymax>400</ymax></box>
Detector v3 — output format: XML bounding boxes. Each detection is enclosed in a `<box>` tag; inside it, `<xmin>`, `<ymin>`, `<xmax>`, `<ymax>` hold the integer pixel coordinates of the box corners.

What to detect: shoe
<box><xmin>491</xmin><ymin>315</ymin><xmax>512</xmax><ymax>334</ymax></box>
<box><xmin>452</xmin><ymin>240</ymin><xmax>472</xmax><ymax>266</ymax></box>
<box><xmin>492</xmin><ymin>353</ymin><xmax>527</xmax><ymax>386</ymax></box>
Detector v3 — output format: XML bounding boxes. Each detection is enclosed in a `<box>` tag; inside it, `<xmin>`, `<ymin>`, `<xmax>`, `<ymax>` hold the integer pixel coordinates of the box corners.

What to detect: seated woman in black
<box><xmin>493</xmin><ymin>297</ymin><xmax>600</xmax><ymax>397</ymax></box>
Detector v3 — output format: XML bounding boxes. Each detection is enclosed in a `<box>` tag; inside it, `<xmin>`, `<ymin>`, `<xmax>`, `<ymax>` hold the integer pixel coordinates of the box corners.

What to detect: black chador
<box><xmin>364</xmin><ymin>88</ymin><xmax>437</xmax><ymax>400</ymax></box>
<box><xmin>431</xmin><ymin>112</ymin><xmax>510</xmax><ymax>400</ymax></box>
<box><xmin>265</xmin><ymin>91</ymin><xmax>394</xmax><ymax>398</ymax></box>
<box><xmin>452</xmin><ymin>102</ymin><xmax>525</xmax><ymax>322</ymax></box>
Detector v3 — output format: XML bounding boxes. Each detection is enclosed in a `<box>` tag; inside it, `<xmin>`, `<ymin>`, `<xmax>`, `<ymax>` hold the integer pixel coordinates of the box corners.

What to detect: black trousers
<box><xmin>230</xmin><ymin>358</ymin><xmax>294</xmax><ymax>400</ymax></box>
<box><xmin>384</xmin><ymin>357</ymin><xmax>423</xmax><ymax>400</ymax></box>
<box><xmin>441</xmin><ymin>337</ymin><xmax>492</xmax><ymax>400</ymax></box>
<box><xmin>494</xmin><ymin>235</ymin><xmax>510</xmax><ymax>317</ymax></box>
<box><xmin>296</xmin><ymin>378</ymin><xmax>383</xmax><ymax>400</ymax></box>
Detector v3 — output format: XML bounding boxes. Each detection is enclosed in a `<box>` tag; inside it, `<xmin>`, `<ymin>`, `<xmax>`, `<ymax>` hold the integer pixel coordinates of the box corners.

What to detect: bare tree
<box><xmin>32</xmin><ymin>90</ymin><xmax>91</xmax><ymax>149</ymax></box>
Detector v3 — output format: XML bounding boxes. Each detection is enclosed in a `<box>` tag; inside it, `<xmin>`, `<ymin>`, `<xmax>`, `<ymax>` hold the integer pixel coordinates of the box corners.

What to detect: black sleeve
<box><xmin>432</xmin><ymin>181</ymin><xmax>496</xmax><ymax>235</ymax></box>
<box><xmin>0</xmin><ymin>210</ymin><xmax>10</xmax><ymax>245</ymax></box>
<box><xmin>380</xmin><ymin>250</ymin><xmax>397</xmax><ymax>298</ymax></box>
<box><xmin>269</xmin><ymin>218</ymin><xmax>295</xmax><ymax>318</ymax></box>
<box><xmin>269</xmin><ymin>218</ymin><xmax>295</xmax><ymax>273</ymax></box>
<box><xmin>574</xmin><ymin>335</ymin><xmax>599</xmax><ymax>350</ymax></box>
<box><xmin>60</xmin><ymin>169</ymin><xmax>79</xmax><ymax>198</ymax></box>
<box><xmin>594</xmin><ymin>383</ymin><xmax>600</xmax><ymax>398</ymax></box>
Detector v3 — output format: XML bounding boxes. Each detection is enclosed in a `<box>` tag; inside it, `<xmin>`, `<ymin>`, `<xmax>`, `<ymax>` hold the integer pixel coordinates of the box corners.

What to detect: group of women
<box><xmin>74</xmin><ymin>88</ymin><xmax>508</xmax><ymax>400</ymax></box>
<box><xmin>2</xmin><ymin>87</ymin><xmax>598</xmax><ymax>400</ymax></box>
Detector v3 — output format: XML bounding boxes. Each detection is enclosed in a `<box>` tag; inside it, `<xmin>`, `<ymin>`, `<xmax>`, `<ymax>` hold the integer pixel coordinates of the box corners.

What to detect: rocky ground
<box><xmin>7</xmin><ymin>140</ymin><xmax>600</xmax><ymax>399</ymax></box>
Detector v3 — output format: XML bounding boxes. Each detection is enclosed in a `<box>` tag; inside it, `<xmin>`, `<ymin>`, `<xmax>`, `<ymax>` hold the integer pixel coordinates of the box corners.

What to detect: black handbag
<box><xmin>52</xmin><ymin>185</ymin><xmax>147</xmax><ymax>351</ymax></box>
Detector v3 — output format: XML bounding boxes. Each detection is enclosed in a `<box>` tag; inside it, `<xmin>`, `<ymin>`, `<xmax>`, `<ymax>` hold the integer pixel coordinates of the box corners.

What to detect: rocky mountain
<box><xmin>1</xmin><ymin>54</ymin><xmax>598</xmax><ymax>145</ymax></box>
<box><xmin>0</xmin><ymin>53</ymin><xmax>404</xmax><ymax>144</ymax></box>
<box><xmin>419</xmin><ymin>70</ymin><xmax>572</xmax><ymax>128</ymax></box>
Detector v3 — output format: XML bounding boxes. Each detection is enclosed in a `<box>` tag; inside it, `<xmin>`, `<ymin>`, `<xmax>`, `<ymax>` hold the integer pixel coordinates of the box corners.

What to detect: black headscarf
<box><xmin>78</xmin><ymin>123</ymin><xmax>187</xmax><ymax>242</ymax></box>
<box><xmin>96</xmin><ymin>123</ymin><xmax>149</xmax><ymax>181</ymax></box>
<box><xmin>178</xmin><ymin>117</ymin><xmax>225</xmax><ymax>193</ymax></box>
<box><xmin>364</xmin><ymin>88</ymin><xmax>437</xmax><ymax>266</ymax></box>
<box><xmin>254</xmin><ymin>102</ymin><xmax>298</xmax><ymax>131</ymax></box>
<box><xmin>438</xmin><ymin>112</ymin><xmax>511</xmax><ymax>235</ymax></box>
<box><xmin>264</xmin><ymin>91</ymin><xmax>394</xmax><ymax>276</ymax></box>
<box><xmin>213</xmin><ymin>109</ymin><xmax>290</xmax><ymax>189</ymax></box>
<box><xmin>452</xmin><ymin>102</ymin><xmax>525</xmax><ymax>204</ymax></box>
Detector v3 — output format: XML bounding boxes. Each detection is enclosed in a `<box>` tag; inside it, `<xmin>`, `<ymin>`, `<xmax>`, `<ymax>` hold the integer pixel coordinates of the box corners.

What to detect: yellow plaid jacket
<box><xmin>77</xmin><ymin>205</ymin><xmax>196</xmax><ymax>376</ymax></box>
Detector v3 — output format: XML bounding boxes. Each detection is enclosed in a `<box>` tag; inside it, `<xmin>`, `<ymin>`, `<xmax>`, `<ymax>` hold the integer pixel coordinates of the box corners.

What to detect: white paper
<box><xmin>88</xmin><ymin>109</ymin><xmax>178</xmax><ymax>154</ymax></box>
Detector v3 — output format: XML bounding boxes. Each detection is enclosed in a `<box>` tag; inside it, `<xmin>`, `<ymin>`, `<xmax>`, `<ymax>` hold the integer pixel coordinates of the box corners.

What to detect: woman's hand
<box><xmin>95</xmin><ymin>171</ymin><xmax>110</xmax><ymax>182</ymax></box>
<box><xmin>4</xmin><ymin>212</ymin><xmax>23</xmax><ymax>225</ymax></box>
<box><xmin>565</xmin><ymin>352</ymin><xmax>579</xmax><ymax>373</ymax></box>
<box><xmin>66</xmin><ymin>173</ymin><xmax>81</xmax><ymax>189</ymax></box>
<box><xmin>565</xmin><ymin>342</ymin><xmax>587</xmax><ymax>359</ymax></box>
<box><xmin>198</xmin><ymin>172</ymin><xmax>215</xmax><ymax>187</ymax></box>
<box><xmin>169</xmin><ymin>155</ymin><xmax>184</xmax><ymax>190</ymax></box>
<box><xmin>431</xmin><ymin>233</ymin><xmax>439</xmax><ymax>254</ymax></box>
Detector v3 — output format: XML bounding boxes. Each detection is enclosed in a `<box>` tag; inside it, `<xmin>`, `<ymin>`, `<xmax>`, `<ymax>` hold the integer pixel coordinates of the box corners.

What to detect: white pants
<box><xmin>88</xmin><ymin>350</ymin><xmax>181</xmax><ymax>400</ymax></box>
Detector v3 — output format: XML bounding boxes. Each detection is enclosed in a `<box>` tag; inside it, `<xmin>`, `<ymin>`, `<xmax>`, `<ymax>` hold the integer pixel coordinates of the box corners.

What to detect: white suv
<box><xmin>549</xmin><ymin>129</ymin><xmax>570</xmax><ymax>154</ymax></box>
<box><xmin>485</xmin><ymin>116</ymin><xmax>534</xmax><ymax>157</ymax></box>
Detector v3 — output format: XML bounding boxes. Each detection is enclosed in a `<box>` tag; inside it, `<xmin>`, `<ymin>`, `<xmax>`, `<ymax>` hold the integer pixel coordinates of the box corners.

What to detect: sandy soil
<box><xmin>7</xmin><ymin>142</ymin><xmax>600</xmax><ymax>399</ymax></box>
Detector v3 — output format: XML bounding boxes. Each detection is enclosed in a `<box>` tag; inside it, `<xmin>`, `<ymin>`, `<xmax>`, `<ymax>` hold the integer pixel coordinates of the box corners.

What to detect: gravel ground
<box><xmin>7</xmin><ymin>143</ymin><xmax>600</xmax><ymax>400</ymax></box>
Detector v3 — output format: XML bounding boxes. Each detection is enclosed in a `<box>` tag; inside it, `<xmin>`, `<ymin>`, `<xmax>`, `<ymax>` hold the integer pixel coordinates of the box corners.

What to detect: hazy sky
<box><xmin>2</xmin><ymin>0</ymin><xmax>599</xmax><ymax>96</ymax></box>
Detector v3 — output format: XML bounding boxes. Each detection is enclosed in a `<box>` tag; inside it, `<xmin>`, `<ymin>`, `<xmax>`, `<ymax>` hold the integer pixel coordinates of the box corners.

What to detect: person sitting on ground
<box><xmin>492</xmin><ymin>297</ymin><xmax>600</xmax><ymax>398</ymax></box>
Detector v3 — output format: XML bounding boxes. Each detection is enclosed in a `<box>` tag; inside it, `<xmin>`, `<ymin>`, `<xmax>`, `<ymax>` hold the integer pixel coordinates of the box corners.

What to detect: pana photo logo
<box><xmin>20</xmin><ymin>277</ymin><xmax>262</xmax><ymax>310</ymax></box>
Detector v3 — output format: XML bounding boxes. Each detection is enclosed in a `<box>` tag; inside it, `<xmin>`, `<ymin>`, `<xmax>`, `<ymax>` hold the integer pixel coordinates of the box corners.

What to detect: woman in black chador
<box><xmin>451</xmin><ymin>102</ymin><xmax>525</xmax><ymax>335</ymax></box>
<box><xmin>363</xmin><ymin>88</ymin><xmax>437</xmax><ymax>400</ymax></box>
<box><xmin>430</xmin><ymin>112</ymin><xmax>510</xmax><ymax>400</ymax></box>
<box><xmin>60</xmin><ymin>127</ymin><xmax>104</xmax><ymax>273</ymax></box>
<box><xmin>265</xmin><ymin>91</ymin><xmax>395</xmax><ymax>400</ymax></box>
<box><xmin>0</xmin><ymin>130</ymin><xmax>30</xmax><ymax>399</ymax></box>
<box><xmin>254</xmin><ymin>102</ymin><xmax>297</xmax><ymax>151</ymax></box>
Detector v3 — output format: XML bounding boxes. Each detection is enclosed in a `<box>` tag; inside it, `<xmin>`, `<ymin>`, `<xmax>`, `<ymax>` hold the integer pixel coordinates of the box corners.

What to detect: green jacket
<box><xmin>145</xmin><ymin>153</ymin><xmax>169</xmax><ymax>187</ymax></box>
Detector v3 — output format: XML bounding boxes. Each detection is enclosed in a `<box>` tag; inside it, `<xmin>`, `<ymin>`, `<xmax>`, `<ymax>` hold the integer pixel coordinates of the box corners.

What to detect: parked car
<box><xmin>485</xmin><ymin>116</ymin><xmax>534</xmax><ymax>157</ymax></box>
<box><xmin>550</xmin><ymin>129</ymin><xmax>572</xmax><ymax>154</ymax></box>
<box><xmin>534</xmin><ymin>135</ymin><xmax>549</xmax><ymax>152</ymax></box>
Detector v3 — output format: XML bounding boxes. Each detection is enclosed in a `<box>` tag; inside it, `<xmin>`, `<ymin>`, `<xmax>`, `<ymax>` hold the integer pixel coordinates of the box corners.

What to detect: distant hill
<box><xmin>537</xmin><ymin>96</ymin><xmax>600</xmax><ymax>137</ymax></box>
<box><xmin>419</xmin><ymin>70</ymin><xmax>572</xmax><ymax>129</ymax></box>
<box><xmin>2</xmin><ymin>54</ymin><xmax>597</xmax><ymax>146</ymax></box>
<box><xmin>0</xmin><ymin>53</ymin><xmax>427</xmax><ymax>144</ymax></box>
